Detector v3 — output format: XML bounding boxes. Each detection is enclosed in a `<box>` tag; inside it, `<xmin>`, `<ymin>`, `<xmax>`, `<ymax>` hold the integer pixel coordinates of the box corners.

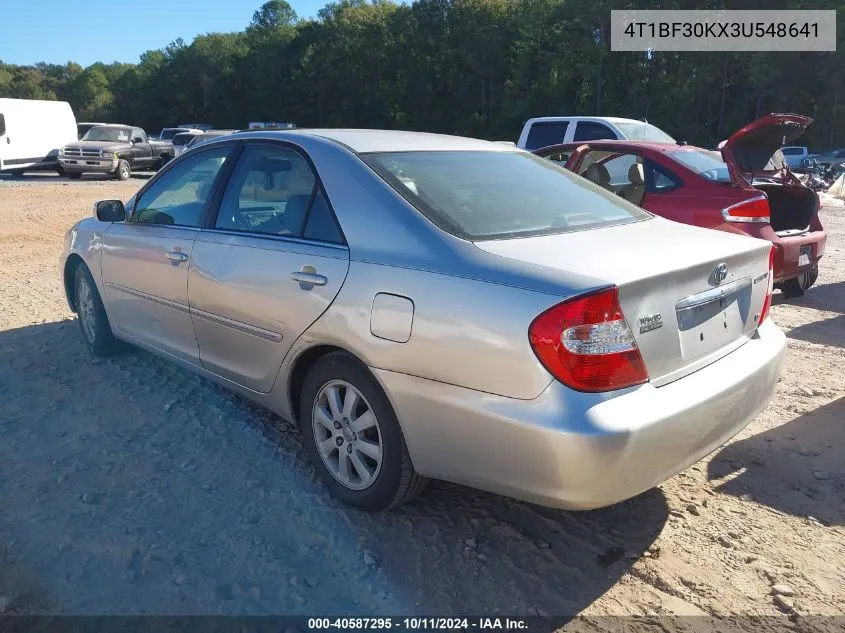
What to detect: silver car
<box><xmin>60</xmin><ymin>129</ymin><xmax>786</xmax><ymax>512</ymax></box>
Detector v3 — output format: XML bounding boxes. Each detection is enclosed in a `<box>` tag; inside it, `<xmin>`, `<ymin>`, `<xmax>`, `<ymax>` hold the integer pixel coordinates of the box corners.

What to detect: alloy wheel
<box><xmin>311</xmin><ymin>380</ymin><xmax>383</xmax><ymax>491</ymax></box>
<box><xmin>77</xmin><ymin>278</ymin><xmax>96</xmax><ymax>344</ymax></box>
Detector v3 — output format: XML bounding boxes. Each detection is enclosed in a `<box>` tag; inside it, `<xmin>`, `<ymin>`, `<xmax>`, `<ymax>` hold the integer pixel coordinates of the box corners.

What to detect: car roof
<box><xmin>527</xmin><ymin>116</ymin><xmax>650</xmax><ymax>125</ymax></box>
<box><xmin>223</xmin><ymin>128</ymin><xmax>514</xmax><ymax>153</ymax></box>
<box><xmin>536</xmin><ymin>140</ymin><xmax>686</xmax><ymax>153</ymax></box>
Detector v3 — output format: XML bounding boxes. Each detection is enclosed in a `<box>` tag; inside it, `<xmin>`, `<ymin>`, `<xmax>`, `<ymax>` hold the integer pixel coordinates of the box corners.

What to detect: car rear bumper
<box><xmin>376</xmin><ymin>319</ymin><xmax>786</xmax><ymax>510</ymax></box>
<box><xmin>59</xmin><ymin>157</ymin><xmax>118</xmax><ymax>173</ymax></box>
<box><xmin>772</xmin><ymin>229</ymin><xmax>826</xmax><ymax>282</ymax></box>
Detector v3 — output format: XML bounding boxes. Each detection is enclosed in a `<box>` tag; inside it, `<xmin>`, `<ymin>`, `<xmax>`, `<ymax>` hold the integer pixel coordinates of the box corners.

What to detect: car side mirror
<box><xmin>132</xmin><ymin>137</ymin><xmax>144</xmax><ymax>144</ymax></box>
<box><xmin>95</xmin><ymin>200</ymin><xmax>126</xmax><ymax>222</ymax></box>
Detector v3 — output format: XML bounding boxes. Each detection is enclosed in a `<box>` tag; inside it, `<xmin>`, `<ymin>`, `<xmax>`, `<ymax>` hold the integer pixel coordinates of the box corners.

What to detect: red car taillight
<box><xmin>722</xmin><ymin>195</ymin><xmax>771</xmax><ymax>223</ymax></box>
<box><xmin>528</xmin><ymin>286</ymin><xmax>648</xmax><ymax>393</ymax></box>
<box><xmin>758</xmin><ymin>245</ymin><xmax>776</xmax><ymax>325</ymax></box>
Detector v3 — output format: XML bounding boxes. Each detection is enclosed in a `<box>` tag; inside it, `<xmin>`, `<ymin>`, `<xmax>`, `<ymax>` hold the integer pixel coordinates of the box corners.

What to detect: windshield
<box><xmin>173</xmin><ymin>134</ymin><xmax>196</xmax><ymax>147</ymax></box>
<box><xmin>160</xmin><ymin>129</ymin><xmax>186</xmax><ymax>140</ymax></box>
<box><xmin>82</xmin><ymin>127</ymin><xmax>131</xmax><ymax>143</ymax></box>
<box><xmin>671</xmin><ymin>148</ymin><xmax>731</xmax><ymax>183</ymax></box>
<box><xmin>613</xmin><ymin>122</ymin><xmax>675</xmax><ymax>142</ymax></box>
<box><xmin>362</xmin><ymin>151</ymin><xmax>651</xmax><ymax>240</ymax></box>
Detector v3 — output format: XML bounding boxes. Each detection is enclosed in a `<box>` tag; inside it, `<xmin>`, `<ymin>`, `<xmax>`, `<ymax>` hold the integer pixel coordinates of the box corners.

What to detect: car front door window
<box><xmin>215</xmin><ymin>145</ymin><xmax>317</xmax><ymax>237</ymax></box>
<box><xmin>132</xmin><ymin>146</ymin><xmax>232</xmax><ymax>227</ymax></box>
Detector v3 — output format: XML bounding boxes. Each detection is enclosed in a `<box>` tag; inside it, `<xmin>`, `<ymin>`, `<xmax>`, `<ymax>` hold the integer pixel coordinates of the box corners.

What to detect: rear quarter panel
<box><xmin>295</xmin><ymin>260</ymin><xmax>562</xmax><ymax>401</ymax></box>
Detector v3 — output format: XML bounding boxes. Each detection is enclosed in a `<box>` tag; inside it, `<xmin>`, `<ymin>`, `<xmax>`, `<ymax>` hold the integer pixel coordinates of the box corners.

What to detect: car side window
<box><xmin>132</xmin><ymin>128</ymin><xmax>147</xmax><ymax>143</ymax></box>
<box><xmin>215</xmin><ymin>145</ymin><xmax>317</xmax><ymax>237</ymax></box>
<box><xmin>303</xmin><ymin>188</ymin><xmax>344</xmax><ymax>244</ymax></box>
<box><xmin>524</xmin><ymin>122</ymin><xmax>569</xmax><ymax>151</ymax></box>
<box><xmin>542</xmin><ymin>150</ymin><xmax>573</xmax><ymax>166</ymax></box>
<box><xmin>647</xmin><ymin>161</ymin><xmax>682</xmax><ymax>193</ymax></box>
<box><xmin>132</xmin><ymin>146</ymin><xmax>232</xmax><ymax>227</ymax></box>
<box><xmin>573</xmin><ymin>122</ymin><xmax>616</xmax><ymax>142</ymax></box>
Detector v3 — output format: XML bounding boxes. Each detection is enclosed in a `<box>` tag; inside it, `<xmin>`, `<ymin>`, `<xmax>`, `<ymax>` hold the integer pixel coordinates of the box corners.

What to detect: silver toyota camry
<box><xmin>60</xmin><ymin>129</ymin><xmax>786</xmax><ymax>511</ymax></box>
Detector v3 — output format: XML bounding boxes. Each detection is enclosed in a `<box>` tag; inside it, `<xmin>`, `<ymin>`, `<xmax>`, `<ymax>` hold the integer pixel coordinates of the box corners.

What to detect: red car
<box><xmin>534</xmin><ymin>114</ymin><xmax>826</xmax><ymax>297</ymax></box>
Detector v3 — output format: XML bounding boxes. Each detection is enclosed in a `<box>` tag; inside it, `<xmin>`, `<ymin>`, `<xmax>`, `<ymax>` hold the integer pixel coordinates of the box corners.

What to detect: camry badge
<box><xmin>639</xmin><ymin>313</ymin><xmax>663</xmax><ymax>334</ymax></box>
<box><xmin>710</xmin><ymin>263</ymin><xmax>729</xmax><ymax>285</ymax></box>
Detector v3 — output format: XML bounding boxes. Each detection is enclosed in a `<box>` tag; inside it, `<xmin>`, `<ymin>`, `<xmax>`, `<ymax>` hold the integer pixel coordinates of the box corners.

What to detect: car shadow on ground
<box><xmin>707</xmin><ymin>395</ymin><xmax>845</xmax><ymax>527</ymax></box>
<box><xmin>772</xmin><ymin>280</ymin><xmax>845</xmax><ymax>313</ymax></box>
<box><xmin>771</xmin><ymin>281</ymin><xmax>845</xmax><ymax>348</ymax></box>
<box><xmin>0</xmin><ymin>320</ymin><xmax>668</xmax><ymax>617</ymax></box>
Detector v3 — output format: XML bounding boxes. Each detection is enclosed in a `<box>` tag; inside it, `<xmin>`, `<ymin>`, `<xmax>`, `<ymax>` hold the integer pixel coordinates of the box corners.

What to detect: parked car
<box><xmin>780</xmin><ymin>146</ymin><xmax>811</xmax><ymax>170</ymax></box>
<box><xmin>171</xmin><ymin>131</ymin><xmax>203</xmax><ymax>157</ymax></box>
<box><xmin>185</xmin><ymin>129</ymin><xmax>237</xmax><ymax>150</ymax></box>
<box><xmin>77</xmin><ymin>122</ymin><xmax>108</xmax><ymax>140</ymax></box>
<box><xmin>534</xmin><ymin>113</ymin><xmax>826</xmax><ymax>298</ymax></box>
<box><xmin>59</xmin><ymin>124</ymin><xmax>175</xmax><ymax>180</ymax></box>
<box><xmin>517</xmin><ymin>116</ymin><xmax>675</xmax><ymax>151</ymax></box>
<box><xmin>158</xmin><ymin>127</ymin><xmax>200</xmax><ymax>142</ymax></box>
<box><xmin>248</xmin><ymin>121</ymin><xmax>295</xmax><ymax>130</ymax></box>
<box><xmin>61</xmin><ymin>129</ymin><xmax>784</xmax><ymax>512</ymax></box>
<box><xmin>178</xmin><ymin>122</ymin><xmax>213</xmax><ymax>132</ymax></box>
<box><xmin>0</xmin><ymin>98</ymin><xmax>77</xmax><ymax>176</ymax></box>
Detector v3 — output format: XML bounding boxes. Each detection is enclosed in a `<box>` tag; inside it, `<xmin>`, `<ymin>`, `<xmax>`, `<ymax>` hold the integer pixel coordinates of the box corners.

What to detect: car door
<box><xmin>572</xmin><ymin>121</ymin><xmax>617</xmax><ymax>141</ymax></box>
<box><xmin>131</xmin><ymin>127</ymin><xmax>152</xmax><ymax>167</ymax></box>
<box><xmin>188</xmin><ymin>141</ymin><xmax>350</xmax><ymax>393</ymax></box>
<box><xmin>100</xmin><ymin>144</ymin><xmax>234</xmax><ymax>363</ymax></box>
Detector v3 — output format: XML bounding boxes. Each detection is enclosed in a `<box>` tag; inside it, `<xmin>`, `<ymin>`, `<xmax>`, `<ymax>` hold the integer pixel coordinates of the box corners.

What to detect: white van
<box><xmin>0</xmin><ymin>98</ymin><xmax>78</xmax><ymax>174</ymax></box>
<box><xmin>516</xmin><ymin>116</ymin><xmax>675</xmax><ymax>151</ymax></box>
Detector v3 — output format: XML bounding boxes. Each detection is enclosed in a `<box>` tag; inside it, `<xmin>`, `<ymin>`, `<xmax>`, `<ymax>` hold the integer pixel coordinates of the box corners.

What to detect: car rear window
<box><xmin>362</xmin><ymin>151</ymin><xmax>651</xmax><ymax>241</ymax></box>
<box><xmin>670</xmin><ymin>148</ymin><xmax>732</xmax><ymax>183</ymax></box>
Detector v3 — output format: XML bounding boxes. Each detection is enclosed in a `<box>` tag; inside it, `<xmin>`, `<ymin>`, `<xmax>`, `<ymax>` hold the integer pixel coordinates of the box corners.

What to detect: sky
<box><xmin>1</xmin><ymin>0</ymin><xmax>330</xmax><ymax>67</ymax></box>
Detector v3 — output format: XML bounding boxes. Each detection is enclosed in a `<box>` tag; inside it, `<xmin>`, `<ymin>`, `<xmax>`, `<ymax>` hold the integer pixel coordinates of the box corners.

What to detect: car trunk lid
<box><xmin>721</xmin><ymin>113</ymin><xmax>812</xmax><ymax>185</ymax></box>
<box><xmin>474</xmin><ymin>217</ymin><xmax>773</xmax><ymax>388</ymax></box>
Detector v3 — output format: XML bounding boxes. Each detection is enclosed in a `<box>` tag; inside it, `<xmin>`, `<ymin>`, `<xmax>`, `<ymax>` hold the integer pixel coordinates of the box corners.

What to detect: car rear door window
<box><xmin>303</xmin><ymin>189</ymin><xmax>345</xmax><ymax>244</ymax></box>
<box><xmin>648</xmin><ymin>163</ymin><xmax>682</xmax><ymax>192</ymax></box>
<box><xmin>215</xmin><ymin>144</ymin><xmax>318</xmax><ymax>237</ymax></box>
<box><xmin>132</xmin><ymin>146</ymin><xmax>232</xmax><ymax>226</ymax></box>
<box><xmin>524</xmin><ymin>122</ymin><xmax>569</xmax><ymax>150</ymax></box>
<box><xmin>573</xmin><ymin>122</ymin><xmax>616</xmax><ymax>141</ymax></box>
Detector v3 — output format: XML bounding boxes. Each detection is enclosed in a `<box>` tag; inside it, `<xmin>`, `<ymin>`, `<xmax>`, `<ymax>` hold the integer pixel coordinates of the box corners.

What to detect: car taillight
<box><xmin>722</xmin><ymin>195</ymin><xmax>770</xmax><ymax>223</ymax></box>
<box><xmin>528</xmin><ymin>286</ymin><xmax>648</xmax><ymax>393</ymax></box>
<box><xmin>758</xmin><ymin>245</ymin><xmax>776</xmax><ymax>325</ymax></box>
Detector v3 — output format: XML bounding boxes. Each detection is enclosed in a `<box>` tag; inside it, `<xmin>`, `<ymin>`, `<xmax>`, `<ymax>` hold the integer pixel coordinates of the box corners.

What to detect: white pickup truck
<box><xmin>516</xmin><ymin>116</ymin><xmax>675</xmax><ymax>151</ymax></box>
<box><xmin>781</xmin><ymin>146</ymin><xmax>811</xmax><ymax>169</ymax></box>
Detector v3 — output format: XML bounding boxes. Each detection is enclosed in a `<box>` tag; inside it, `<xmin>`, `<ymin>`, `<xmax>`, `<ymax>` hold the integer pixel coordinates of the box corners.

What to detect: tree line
<box><xmin>1</xmin><ymin>0</ymin><xmax>844</xmax><ymax>149</ymax></box>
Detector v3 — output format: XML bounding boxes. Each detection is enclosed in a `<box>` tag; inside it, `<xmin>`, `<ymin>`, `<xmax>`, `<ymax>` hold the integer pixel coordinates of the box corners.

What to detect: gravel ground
<box><xmin>0</xmin><ymin>175</ymin><xmax>842</xmax><ymax>626</ymax></box>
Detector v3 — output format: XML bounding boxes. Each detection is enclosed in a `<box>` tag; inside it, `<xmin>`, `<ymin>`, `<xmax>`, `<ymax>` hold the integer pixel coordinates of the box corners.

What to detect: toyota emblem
<box><xmin>711</xmin><ymin>263</ymin><xmax>729</xmax><ymax>285</ymax></box>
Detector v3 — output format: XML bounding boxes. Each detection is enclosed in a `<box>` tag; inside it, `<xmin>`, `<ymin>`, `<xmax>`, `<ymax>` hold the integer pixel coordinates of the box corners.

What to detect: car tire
<box><xmin>74</xmin><ymin>264</ymin><xmax>121</xmax><ymax>357</ymax></box>
<box><xmin>780</xmin><ymin>265</ymin><xmax>818</xmax><ymax>298</ymax></box>
<box><xmin>115</xmin><ymin>160</ymin><xmax>131</xmax><ymax>181</ymax></box>
<box><xmin>299</xmin><ymin>351</ymin><xmax>429</xmax><ymax>511</ymax></box>
<box><xmin>67</xmin><ymin>172</ymin><xmax>82</xmax><ymax>180</ymax></box>
<box><xmin>56</xmin><ymin>165</ymin><xmax>66</xmax><ymax>177</ymax></box>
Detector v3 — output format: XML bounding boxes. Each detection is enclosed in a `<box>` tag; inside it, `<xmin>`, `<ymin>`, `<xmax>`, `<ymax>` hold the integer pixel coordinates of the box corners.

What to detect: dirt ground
<box><xmin>0</xmin><ymin>174</ymin><xmax>842</xmax><ymax>628</ymax></box>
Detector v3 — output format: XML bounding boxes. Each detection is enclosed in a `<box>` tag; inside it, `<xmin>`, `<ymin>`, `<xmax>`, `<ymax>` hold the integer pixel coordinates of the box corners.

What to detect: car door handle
<box><xmin>290</xmin><ymin>271</ymin><xmax>327</xmax><ymax>286</ymax></box>
<box><xmin>166</xmin><ymin>251</ymin><xmax>189</xmax><ymax>262</ymax></box>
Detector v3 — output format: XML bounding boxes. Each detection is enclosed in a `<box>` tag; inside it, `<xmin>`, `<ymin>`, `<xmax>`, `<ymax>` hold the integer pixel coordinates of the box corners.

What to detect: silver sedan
<box><xmin>60</xmin><ymin>129</ymin><xmax>786</xmax><ymax>511</ymax></box>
